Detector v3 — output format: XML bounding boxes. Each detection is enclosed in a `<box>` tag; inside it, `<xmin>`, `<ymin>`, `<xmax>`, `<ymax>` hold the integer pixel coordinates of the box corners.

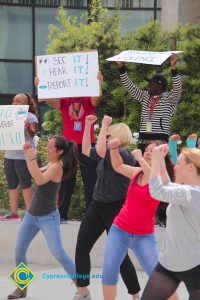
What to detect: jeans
<box><xmin>15</xmin><ymin>209</ymin><xmax>75</xmax><ymax>276</ymax></box>
<box><xmin>75</xmin><ymin>201</ymin><xmax>140</xmax><ymax>294</ymax></box>
<box><xmin>102</xmin><ymin>224</ymin><xmax>159</xmax><ymax>285</ymax></box>
<box><xmin>59</xmin><ymin>144</ymin><xmax>98</xmax><ymax>220</ymax></box>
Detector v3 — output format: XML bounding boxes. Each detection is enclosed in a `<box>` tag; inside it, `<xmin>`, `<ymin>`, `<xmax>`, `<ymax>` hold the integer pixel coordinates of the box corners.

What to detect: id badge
<box><xmin>146</xmin><ymin>121</ymin><xmax>152</xmax><ymax>132</ymax></box>
<box><xmin>74</xmin><ymin>121</ymin><xmax>82</xmax><ymax>131</ymax></box>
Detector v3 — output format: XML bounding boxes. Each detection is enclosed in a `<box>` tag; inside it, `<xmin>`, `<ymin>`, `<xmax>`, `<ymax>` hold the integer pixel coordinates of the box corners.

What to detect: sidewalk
<box><xmin>0</xmin><ymin>266</ymin><xmax>188</xmax><ymax>300</ymax></box>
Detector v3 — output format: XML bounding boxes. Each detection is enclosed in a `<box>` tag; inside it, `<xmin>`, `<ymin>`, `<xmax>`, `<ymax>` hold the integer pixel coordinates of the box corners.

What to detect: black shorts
<box><xmin>4</xmin><ymin>158</ymin><xmax>32</xmax><ymax>189</ymax></box>
<box><xmin>155</xmin><ymin>262</ymin><xmax>200</xmax><ymax>290</ymax></box>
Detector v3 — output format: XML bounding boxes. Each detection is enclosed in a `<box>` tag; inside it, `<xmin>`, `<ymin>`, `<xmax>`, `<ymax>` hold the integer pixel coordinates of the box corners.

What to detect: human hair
<box><xmin>24</xmin><ymin>93</ymin><xmax>38</xmax><ymax>116</ymax></box>
<box><xmin>107</xmin><ymin>123</ymin><xmax>132</xmax><ymax>147</ymax></box>
<box><xmin>145</xmin><ymin>140</ymin><xmax>175</xmax><ymax>181</ymax></box>
<box><xmin>54</xmin><ymin>136</ymin><xmax>78</xmax><ymax>179</ymax></box>
<box><xmin>181</xmin><ymin>147</ymin><xmax>200</xmax><ymax>175</ymax></box>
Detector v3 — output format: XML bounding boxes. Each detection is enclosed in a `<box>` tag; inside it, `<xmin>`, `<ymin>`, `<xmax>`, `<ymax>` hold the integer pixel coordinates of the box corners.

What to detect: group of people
<box><xmin>4</xmin><ymin>53</ymin><xmax>200</xmax><ymax>300</ymax></box>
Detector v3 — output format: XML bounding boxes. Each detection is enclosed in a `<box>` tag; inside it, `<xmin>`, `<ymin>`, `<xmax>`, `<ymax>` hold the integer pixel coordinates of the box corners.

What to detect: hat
<box><xmin>146</xmin><ymin>73</ymin><xmax>168</xmax><ymax>90</ymax></box>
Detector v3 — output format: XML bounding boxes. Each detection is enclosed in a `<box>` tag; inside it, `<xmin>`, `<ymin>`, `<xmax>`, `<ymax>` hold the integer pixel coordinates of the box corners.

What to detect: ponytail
<box><xmin>54</xmin><ymin>136</ymin><xmax>78</xmax><ymax>179</ymax></box>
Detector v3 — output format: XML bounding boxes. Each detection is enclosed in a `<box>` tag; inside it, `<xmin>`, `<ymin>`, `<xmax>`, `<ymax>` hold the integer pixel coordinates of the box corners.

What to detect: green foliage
<box><xmin>68</xmin><ymin>171</ymin><xmax>85</xmax><ymax>220</ymax></box>
<box><xmin>42</xmin><ymin>108</ymin><xmax>63</xmax><ymax>136</ymax></box>
<box><xmin>45</xmin><ymin>1</ymin><xmax>200</xmax><ymax>138</ymax></box>
<box><xmin>0</xmin><ymin>151</ymin><xmax>9</xmax><ymax>209</ymax></box>
<box><xmin>36</xmin><ymin>1</ymin><xmax>200</xmax><ymax>219</ymax></box>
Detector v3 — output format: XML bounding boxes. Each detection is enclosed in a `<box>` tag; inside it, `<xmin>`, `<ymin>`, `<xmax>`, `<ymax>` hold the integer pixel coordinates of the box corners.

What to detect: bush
<box><xmin>0</xmin><ymin>139</ymin><xmax>85</xmax><ymax>220</ymax></box>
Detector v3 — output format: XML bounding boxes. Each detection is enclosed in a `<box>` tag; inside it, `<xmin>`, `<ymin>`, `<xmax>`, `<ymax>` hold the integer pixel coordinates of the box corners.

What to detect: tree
<box><xmin>45</xmin><ymin>0</ymin><xmax>200</xmax><ymax>138</ymax></box>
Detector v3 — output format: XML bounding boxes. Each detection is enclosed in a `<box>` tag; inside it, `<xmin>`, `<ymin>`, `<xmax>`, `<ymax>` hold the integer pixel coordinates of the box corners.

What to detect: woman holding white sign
<box><xmin>2</xmin><ymin>93</ymin><xmax>38</xmax><ymax>221</ymax></box>
<box><xmin>35</xmin><ymin>71</ymin><xmax>103</xmax><ymax>223</ymax></box>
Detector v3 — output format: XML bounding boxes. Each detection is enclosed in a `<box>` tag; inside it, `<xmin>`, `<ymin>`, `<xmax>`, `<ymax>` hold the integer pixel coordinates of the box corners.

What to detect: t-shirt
<box><xmin>5</xmin><ymin>112</ymin><xmax>38</xmax><ymax>160</ymax></box>
<box><xmin>60</xmin><ymin>97</ymin><xmax>95</xmax><ymax>144</ymax></box>
<box><xmin>90</xmin><ymin>148</ymin><xmax>136</xmax><ymax>203</ymax></box>
<box><xmin>114</xmin><ymin>172</ymin><xmax>159</xmax><ymax>234</ymax></box>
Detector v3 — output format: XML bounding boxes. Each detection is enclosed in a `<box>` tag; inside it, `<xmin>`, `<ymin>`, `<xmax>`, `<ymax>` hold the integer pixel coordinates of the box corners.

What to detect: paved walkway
<box><xmin>0</xmin><ymin>266</ymin><xmax>188</xmax><ymax>300</ymax></box>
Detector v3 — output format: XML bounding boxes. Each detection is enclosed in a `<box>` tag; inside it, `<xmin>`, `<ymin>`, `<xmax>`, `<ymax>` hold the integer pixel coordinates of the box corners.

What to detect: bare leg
<box><xmin>103</xmin><ymin>285</ymin><xmax>117</xmax><ymax>300</ymax></box>
<box><xmin>9</xmin><ymin>188</ymin><xmax>20</xmax><ymax>214</ymax></box>
<box><xmin>22</xmin><ymin>187</ymin><xmax>33</xmax><ymax>210</ymax></box>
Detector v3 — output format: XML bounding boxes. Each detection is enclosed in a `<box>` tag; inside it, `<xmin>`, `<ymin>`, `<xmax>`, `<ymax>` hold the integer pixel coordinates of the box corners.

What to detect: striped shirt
<box><xmin>119</xmin><ymin>69</ymin><xmax>182</xmax><ymax>136</ymax></box>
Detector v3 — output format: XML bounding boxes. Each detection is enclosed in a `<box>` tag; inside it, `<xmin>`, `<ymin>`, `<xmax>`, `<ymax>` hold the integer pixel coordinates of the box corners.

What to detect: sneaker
<box><xmin>73</xmin><ymin>291</ymin><xmax>91</xmax><ymax>300</ymax></box>
<box><xmin>7</xmin><ymin>287</ymin><xmax>27</xmax><ymax>299</ymax></box>
<box><xmin>60</xmin><ymin>218</ymin><xmax>68</xmax><ymax>224</ymax></box>
<box><xmin>1</xmin><ymin>213</ymin><xmax>21</xmax><ymax>221</ymax></box>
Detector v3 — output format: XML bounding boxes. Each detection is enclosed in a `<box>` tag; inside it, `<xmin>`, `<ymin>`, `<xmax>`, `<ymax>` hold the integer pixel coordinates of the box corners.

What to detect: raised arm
<box><xmin>168</xmin><ymin>134</ymin><xmax>180</xmax><ymax>164</ymax></box>
<box><xmin>116</xmin><ymin>61</ymin><xmax>145</xmax><ymax>103</ymax></box>
<box><xmin>131</xmin><ymin>149</ymin><xmax>150</xmax><ymax>179</ymax></box>
<box><xmin>90</xmin><ymin>71</ymin><xmax>103</xmax><ymax>107</ymax></box>
<box><xmin>150</xmin><ymin>144</ymin><xmax>170</xmax><ymax>182</ymax></box>
<box><xmin>108</xmin><ymin>138</ymin><xmax>141</xmax><ymax>179</ymax></box>
<box><xmin>23</xmin><ymin>143</ymin><xmax>62</xmax><ymax>185</ymax></box>
<box><xmin>96</xmin><ymin>115</ymin><xmax>112</xmax><ymax>158</ymax></box>
<box><xmin>169</xmin><ymin>53</ymin><xmax>182</xmax><ymax>105</ymax></box>
<box><xmin>82</xmin><ymin>115</ymin><xmax>97</xmax><ymax>157</ymax></box>
<box><xmin>149</xmin><ymin>148</ymin><xmax>200</xmax><ymax>208</ymax></box>
<box><xmin>186</xmin><ymin>134</ymin><xmax>197</xmax><ymax>148</ymax></box>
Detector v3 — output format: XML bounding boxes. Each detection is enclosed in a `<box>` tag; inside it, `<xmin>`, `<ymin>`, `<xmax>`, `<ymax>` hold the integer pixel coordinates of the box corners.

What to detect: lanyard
<box><xmin>71</xmin><ymin>97</ymin><xmax>82</xmax><ymax>119</ymax></box>
<box><xmin>149</xmin><ymin>95</ymin><xmax>160</xmax><ymax>113</ymax></box>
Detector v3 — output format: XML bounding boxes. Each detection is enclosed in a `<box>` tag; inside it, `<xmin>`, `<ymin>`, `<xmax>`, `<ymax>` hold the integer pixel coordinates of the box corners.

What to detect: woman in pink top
<box><xmin>102</xmin><ymin>139</ymin><xmax>178</xmax><ymax>300</ymax></box>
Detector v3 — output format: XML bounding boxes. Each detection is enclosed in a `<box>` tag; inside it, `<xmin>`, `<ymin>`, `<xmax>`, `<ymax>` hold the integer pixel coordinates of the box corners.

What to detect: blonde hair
<box><xmin>182</xmin><ymin>147</ymin><xmax>200</xmax><ymax>175</ymax></box>
<box><xmin>107</xmin><ymin>123</ymin><xmax>132</xmax><ymax>147</ymax></box>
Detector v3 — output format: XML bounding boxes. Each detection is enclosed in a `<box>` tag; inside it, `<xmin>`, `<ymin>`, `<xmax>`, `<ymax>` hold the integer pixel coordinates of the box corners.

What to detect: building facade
<box><xmin>161</xmin><ymin>0</ymin><xmax>200</xmax><ymax>30</ymax></box>
<box><xmin>0</xmin><ymin>0</ymin><xmax>162</xmax><ymax>114</ymax></box>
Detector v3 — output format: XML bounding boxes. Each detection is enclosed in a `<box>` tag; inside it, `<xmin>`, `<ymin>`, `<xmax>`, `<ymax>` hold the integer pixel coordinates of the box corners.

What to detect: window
<box><xmin>0</xmin><ymin>62</ymin><xmax>33</xmax><ymax>94</ymax></box>
<box><xmin>120</xmin><ymin>10</ymin><xmax>154</xmax><ymax>33</ymax></box>
<box><xmin>0</xmin><ymin>6</ymin><xmax>32</xmax><ymax>59</ymax></box>
<box><xmin>35</xmin><ymin>8</ymin><xmax>86</xmax><ymax>55</ymax></box>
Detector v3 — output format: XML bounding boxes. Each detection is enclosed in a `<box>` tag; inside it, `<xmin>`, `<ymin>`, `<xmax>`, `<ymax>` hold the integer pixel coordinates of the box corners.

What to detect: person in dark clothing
<box><xmin>73</xmin><ymin>115</ymin><xmax>140</xmax><ymax>300</ymax></box>
<box><xmin>116</xmin><ymin>53</ymin><xmax>182</xmax><ymax>151</ymax></box>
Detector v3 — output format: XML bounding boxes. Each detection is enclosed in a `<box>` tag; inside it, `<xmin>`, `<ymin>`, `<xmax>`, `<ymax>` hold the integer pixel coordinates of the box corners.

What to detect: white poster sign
<box><xmin>36</xmin><ymin>50</ymin><xmax>100</xmax><ymax>100</ymax></box>
<box><xmin>106</xmin><ymin>50</ymin><xmax>182</xmax><ymax>65</ymax></box>
<box><xmin>0</xmin><ymin>105</ymin><xmax>29</xmax><ymax>150</ymax></box>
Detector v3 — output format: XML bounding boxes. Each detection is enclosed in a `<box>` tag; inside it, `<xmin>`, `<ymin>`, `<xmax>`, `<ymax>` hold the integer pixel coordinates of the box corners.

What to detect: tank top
<box><xmin>114</xmin><ymin>172</ymin><xmax>160</xmax><ymax>234</ymax></box>
<box><xmin>28</xmin><ymin>180</ymin><xmax>60</xmax><ymax>216</ymax></box>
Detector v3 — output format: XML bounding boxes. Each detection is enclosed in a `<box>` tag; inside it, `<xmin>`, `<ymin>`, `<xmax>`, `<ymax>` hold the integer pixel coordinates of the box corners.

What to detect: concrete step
<box><xmin>1</xmin><ymin>220</ymin><xmax>165</xmax><ymax>270</ymax></box>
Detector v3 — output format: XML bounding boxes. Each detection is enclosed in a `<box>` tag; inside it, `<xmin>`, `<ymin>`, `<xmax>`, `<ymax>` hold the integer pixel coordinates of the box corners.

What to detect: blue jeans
<box><xmin>15</xmin><ymin>209</ymin><xmax>75</xmax><ymax>276</ymax></box>
<box><xmin>102</xmin><ymin>224</ymin><xmax>159</xmax><ymax>285</ymax></box>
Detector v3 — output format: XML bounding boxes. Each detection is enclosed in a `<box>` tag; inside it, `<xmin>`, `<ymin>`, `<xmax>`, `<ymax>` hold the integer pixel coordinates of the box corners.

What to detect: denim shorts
<box><xmin>4</xmin><ymin>158</ymin><xmax>32</xmax><ymax>189</ymax></box>
<box><xmin>155</xmin><ymin>263</ymin><xmax>200</xmax><ymax>290</ymax></box>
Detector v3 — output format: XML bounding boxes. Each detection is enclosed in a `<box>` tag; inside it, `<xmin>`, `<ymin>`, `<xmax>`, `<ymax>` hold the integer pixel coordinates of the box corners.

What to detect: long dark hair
<box><xmin>54</xmin><ymin>136</ymin><xmax>78</xmax><ymax>179</ymax></box>
<box><xmin>24</xmin><ymin>93</ymin><xmax>38</xmax><ymax>116</ymax></box>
